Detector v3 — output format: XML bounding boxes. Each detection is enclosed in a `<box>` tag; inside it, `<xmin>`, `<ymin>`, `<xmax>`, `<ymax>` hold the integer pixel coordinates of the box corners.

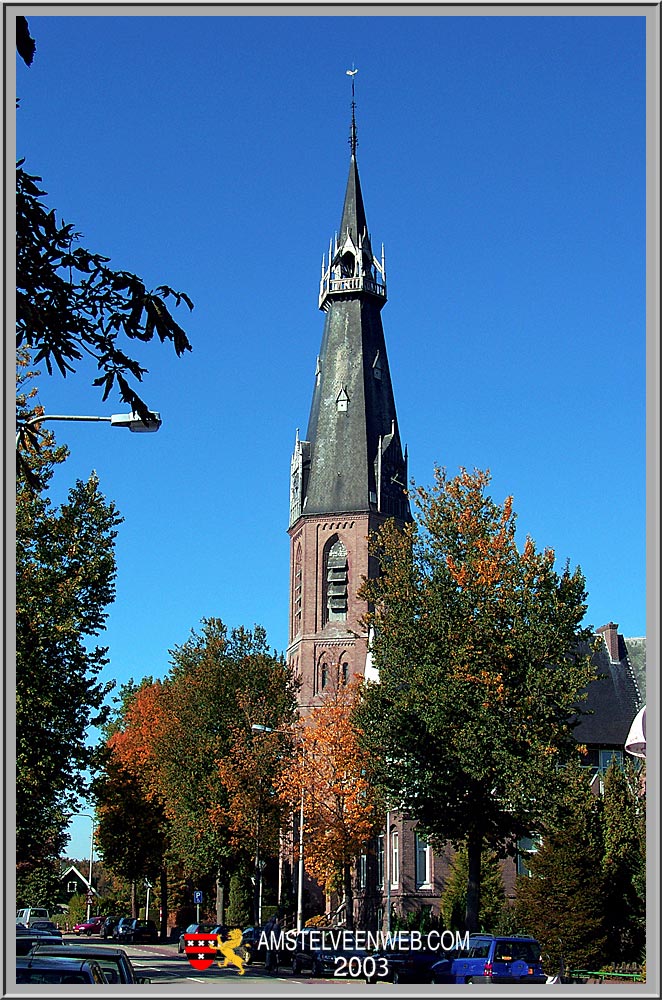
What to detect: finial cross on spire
<box><xmin>346</xmin><ymin>65</ymin><xmax>358</xmax><ymax>155</ymax></box>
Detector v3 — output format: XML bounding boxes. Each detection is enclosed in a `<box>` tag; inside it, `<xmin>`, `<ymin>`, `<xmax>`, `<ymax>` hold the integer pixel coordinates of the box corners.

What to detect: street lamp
<box><xmin>16</xmin><ymin>410</ymin><xmax>162</xmax><ymax>446</ymax></box>
<box><xmin>251</xmin><ymin>723</ymin><xmax>306</xmax><ymax>931</ymax></box>
<box><xmin>296</xmin><ymin>781</ymin><xmax>305</xmax><ymax>933</ymax></box>
<box><xmin>65</xmin><ymin>812</ymin><xmax>96</xmax><ymax>921</ymax></box>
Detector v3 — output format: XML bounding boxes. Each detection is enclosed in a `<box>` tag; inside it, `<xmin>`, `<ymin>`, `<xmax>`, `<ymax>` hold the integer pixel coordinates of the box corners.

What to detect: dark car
<box><xmin>291</xmin><ymin>927</ymin><xmax>368</xmax><ymax>978</ymax></box>
<box><xmin>430</xmin><ymin>934</ymin><xmax>547</xmax><ymax>985</ymax></box>
<box><xmin>238</xmin><ymin>925</ymin><xmax>267</xmax><ymax>965</ymax></box>
<box><xmin>178</xmin><ymin>922</ymin><xmax>215</xmax><ymax>954</ymax></box>
<box><xmin>30</xmin><ymin>942</ymin><xmax>151</xmax><ymax>984</ymax></box>
<box><xmin>28</xmin><ymin>920</ymin><xmax>62</xmax><ymax>938</ymax></box>
<box><xmin>114</xmin><ymin>918</ymin><xmax>158</xmax><ymax>945</ymax></box>
<box><xmin>112</xmin><ymin>917</ymin><xmax>133</xmax><ymax>942</ymax></box>
<box><xmin>101</xmin><ymin>915</ymin><xmax>122</xmax><ymax>939</ymax></box>
<box><xmin>16</xmin><ymin>928</ymin><xmax>65</xmax><ymax>956</ymax></box>
<box><xmin>16</xmin><ymin>955</ymin><xmax>107</xmax><ymax>984</ymax></box>
<box><xmin>366</xmin><ymin>932</ymin><xmax>447</xmax><ymax>984</ymax></box>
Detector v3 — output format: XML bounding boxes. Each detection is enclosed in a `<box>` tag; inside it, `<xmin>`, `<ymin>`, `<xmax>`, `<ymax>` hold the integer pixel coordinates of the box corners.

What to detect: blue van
<box><xmin>430</xmin><ymin>934</ymin><xmax>546</xmax><ymax>984</ymax></box>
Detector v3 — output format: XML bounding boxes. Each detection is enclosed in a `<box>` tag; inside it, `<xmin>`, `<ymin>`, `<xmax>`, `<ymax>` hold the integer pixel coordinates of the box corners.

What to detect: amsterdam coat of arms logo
<box><xmin>183</xmin><ymin>932</ymin><xmax>221</xmax><ymax>971</ymax></box>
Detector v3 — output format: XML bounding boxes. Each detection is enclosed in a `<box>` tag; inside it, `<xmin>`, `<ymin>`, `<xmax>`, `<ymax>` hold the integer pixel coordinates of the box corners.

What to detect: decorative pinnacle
<box><xmin>346</xmin><ymin>66</ymin><xmax>358</xmax><ymax>155</ymax></box>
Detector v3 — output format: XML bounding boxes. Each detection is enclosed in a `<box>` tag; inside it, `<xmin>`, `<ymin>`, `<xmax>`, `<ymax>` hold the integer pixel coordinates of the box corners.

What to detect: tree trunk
<box><xmin>160</xmin><ymin>866</ymin><xmax>168</xmax><ymax>942</ymax></box>
<box><xmin>131</xmin><ymin>881</ymin><xmax>137</xmax><ymax>919</ymax></box>
<box><xmin>343</xmin><ymin>864</ymin><xmax>354</xmax><ymax>932</ymax></box>
<box><xmin>216</xmin><ymin>875</ymin><xmax>225</xmax><ymax>925</ymax></box>
<box><xmin>465</xmin><ymin>835</ymin><xmax>482</xmax><ymax>932</ymax></box>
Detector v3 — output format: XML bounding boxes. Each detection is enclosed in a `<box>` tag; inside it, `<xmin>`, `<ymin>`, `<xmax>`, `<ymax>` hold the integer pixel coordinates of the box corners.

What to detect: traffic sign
<box><xmin>193</xmin><ymin>890</ymin><xmax>203</xmax><ymax>904</ymax></box>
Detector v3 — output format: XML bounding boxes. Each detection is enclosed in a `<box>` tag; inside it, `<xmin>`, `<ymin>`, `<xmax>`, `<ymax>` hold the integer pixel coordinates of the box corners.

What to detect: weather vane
<box><xmin>346</xmin><ymin>65</ymin><xmax>358</xmax><ymax>154</ymax></box>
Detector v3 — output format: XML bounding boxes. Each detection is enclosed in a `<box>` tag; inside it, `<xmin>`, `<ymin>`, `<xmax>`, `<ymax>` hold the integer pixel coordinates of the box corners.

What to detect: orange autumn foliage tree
<box><xmin>96</xmin><ymin>619</ymin><xmax>297</xmax><ymax>922</ymax></box>
<box><xmin>107</xmin><ymin>679</ymin><xmax>167</xmax><ymax>802</ymax></box>
<box><xmin>358</xmin><ymin>467</ymin><xmax>597</xmax><ymax>933</ymax></box>
<box><xmin>94</xmin><ymin>679</ymin><xmax>170</xmax><ymax>921</ymax></box>
<box><xmin>279</xmin><ymin>679</ymin><xmax>381</xmax><ymax>931</ymax></box>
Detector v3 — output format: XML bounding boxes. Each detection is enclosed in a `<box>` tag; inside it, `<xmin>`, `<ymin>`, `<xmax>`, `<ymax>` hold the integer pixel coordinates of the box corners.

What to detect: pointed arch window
<box><xmin>340</xmin><ymin>251</ymin><xmax>355</xmax><ymax>278</ymax></box>
<box><xmin>324</xmin><ymin>538</ymin><xmax>348</xmax><ymax>623</ymax></box>
<box><xmin>316</xmin><ymin>655</ymin><xmax>330</xmax><ymax>695</ymax></box>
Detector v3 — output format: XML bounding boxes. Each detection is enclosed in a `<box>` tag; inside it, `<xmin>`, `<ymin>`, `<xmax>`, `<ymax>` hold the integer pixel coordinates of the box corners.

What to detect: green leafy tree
<box><xmin>156</xmin><ymin>621</ymin><xmax>297</xmax><ymax>885</ymax></box>
<box><xmin>92</xmin><ymin>752</ymin><xmax>169</xmax><ymax>921</ymax></box>
<box><xmin>357</xmin><ymin>467</ymin><xmax>597</xmax><ymax>931</ymax></box>
<box><xmin>601</xmin><ymin>760</ymin><xmax>646</xmax><ymax>963</ymax></box>
<box><xmin>98</xmin><ymin>619</ymin><xmax>298</xmax><ymax>915</ymax></box>
<box><xmin>16</xmin><ymin>19</ymin><xmax>193</xmax><ymax>439</ymax></box>
<box><xmin>515</xmin><ymin>764</ymin><xmax>608</xmax><ymax>973</ymax></box>
<box><xmin>16</xmin><ymin>858</ymin><xmax>61</xmax><ymax>912</ymax></box>
<box><xmin>441</xmin><ymin>844</ymin><xmax>506</xmax><ymax>933</ymax></box>
<box><xmin>226</xmin><ymin>865</ymin><xmax>253</xmax><ymax>929</ymax></box>
<box><xmin>16</xmin><ymin>360</ymin><xmax>121</xmax><ymax>883</ymax></box>
<box><xmin>16</xmin><ymin>161</ymin><xmax>192</xmax><ymax>425</ymax></box>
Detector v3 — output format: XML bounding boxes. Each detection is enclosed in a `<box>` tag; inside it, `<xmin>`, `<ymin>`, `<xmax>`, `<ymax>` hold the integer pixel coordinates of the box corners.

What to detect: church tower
<box><xmin>287</xmin><ymin>90</ymin><xmax>411</xmax><ymax>708</ymax></box>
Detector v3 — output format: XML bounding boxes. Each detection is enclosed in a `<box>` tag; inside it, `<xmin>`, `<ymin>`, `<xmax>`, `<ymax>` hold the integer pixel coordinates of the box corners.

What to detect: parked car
<box><xmin>291</xmin><ymin>927</ymin><xmax>368</xmax><ymax>978</ymax></box>
<box><xmin>28</xmin><ymin>920</ymin><xmax>62</xmax><ymax>938</ymax></box>
<box><xmin>101</xmin><ymin>915</ymin><xmax>122</xmax><ymax>939</ymax></box>
<box><xmin>73</xmin><ymin>915</ymin><xmax>106</xmax><ymax>936</ymax></box>
<box><xmin>30</xmin><ymin>942</ymin><xmax>151</xmax><ymax>984</ymax></box>
<box><xmin>16</xmin><ymin>928</ymin><xmax>65</xmax><ymax>956</ymax></box>
<box><xmin>16</xmin><ymin>907</ymin><xmax>50</xmax><ymax>928</ymax></box>
<box><xmin>365</xmin><ymin>932</ymin><xmax>447</xmax><ymax>984</ymax></box>
<box><xmin>114</xmin><ymin>918</ymin><xmax>158</xmax><ymax>945</ymax></box>
<box><xmin>430</xmin><ymin>934</ymin><xmax>547</xmax><ymax>985</ymax></box>
<box><xmin>16</xmin><ymin>906</ymin><xmax>51</xmax><ymax>927</ymax></box>
<box><xmin>113</xmin><ymin>917</ymin><xmax>133</xmax><ymax>942</ymax></box>
<box><xmin>16</xmin><ymin>955</ymin><xmax>107</xmax><ymax>984</ymax></box>
<box><xmin>238</xmin><ymin>925</ymin><xmax>266</xmax><ymax>965</ymax></box>
<box><xmin>178</xmin><ymin>922</ymin><xmax>215</xmax><ymax>954</ymax></box>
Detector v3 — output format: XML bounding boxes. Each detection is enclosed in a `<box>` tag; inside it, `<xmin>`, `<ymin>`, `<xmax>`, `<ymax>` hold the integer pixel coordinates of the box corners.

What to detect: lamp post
<box><xmin>16</xmin><ymin>410</ymin><xmax>162</xmax><ymax>446</ymax></box>
<box><xmin>251</xmin><ymin>722</ymin><xmax>305</xmax><ymax>929</ymax></box>
<box><xmin>65</xmin><ymin>812</ymin><xmax>96</xmax><ymax>920</ymax></box>
<box><xmin>296</xmin><ymin>784</ymin><xmax>305</xmax><ymax>933</ymax></box>
<box><xmin>385</xmin><ymin>809</ymin><xmax>391</xmax><ymax>934</ymax></box>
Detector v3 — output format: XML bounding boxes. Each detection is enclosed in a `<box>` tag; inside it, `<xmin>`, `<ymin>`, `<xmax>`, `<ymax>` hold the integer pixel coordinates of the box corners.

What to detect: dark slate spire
<box><xmin>288</xmin><ymin>88</ymin><xmax>411</xmax><ymax>525</ymax></box>
<box><xmin>338</xmin><ymin>69</ymin><xmax>367</xmax><ymax>247</ymax></box>
<box><xmin>337</xmin><ymin>155</ymin><xmax>369</xmax><ymax>255</ymax></box>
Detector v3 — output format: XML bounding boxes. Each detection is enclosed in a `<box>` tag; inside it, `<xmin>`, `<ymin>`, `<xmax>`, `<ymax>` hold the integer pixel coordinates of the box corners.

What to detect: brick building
<box><xmin>285</xmin><ymin>98</ymin><xmax>643</xmax><ymax>931</ymax></box>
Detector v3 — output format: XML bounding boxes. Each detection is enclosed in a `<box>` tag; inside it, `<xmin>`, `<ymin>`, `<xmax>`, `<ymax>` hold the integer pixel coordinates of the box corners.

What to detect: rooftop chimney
<box><xmin>596</xmin><ymin>622</ymin><xmax>620</xmax><ymax>663</ymax></box>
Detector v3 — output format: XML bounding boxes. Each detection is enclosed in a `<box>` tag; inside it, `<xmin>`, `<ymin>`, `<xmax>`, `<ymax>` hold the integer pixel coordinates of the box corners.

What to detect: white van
<box><xmin>16</xmin><ymin>907</ymin><xmax>50</xmax><ymax>927</ymax></box>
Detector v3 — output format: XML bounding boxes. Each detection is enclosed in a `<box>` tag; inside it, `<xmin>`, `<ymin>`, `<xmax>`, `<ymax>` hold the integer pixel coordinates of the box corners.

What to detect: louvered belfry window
<box><xmin>326</xmin><ymin>539</ymin><xmax>348</xmax><ymax>621</ymax></box>
<box><xmin>293</xmin><ymin>546</ymin><xmax>302</xmax><ymax>636</ymax></box>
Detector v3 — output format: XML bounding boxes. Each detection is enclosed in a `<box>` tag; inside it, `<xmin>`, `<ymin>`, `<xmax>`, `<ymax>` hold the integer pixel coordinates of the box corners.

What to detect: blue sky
<box><xmin>15</xmin><ymin>11</ymin><xmax>647</xmax><ymax>859</ymax></box>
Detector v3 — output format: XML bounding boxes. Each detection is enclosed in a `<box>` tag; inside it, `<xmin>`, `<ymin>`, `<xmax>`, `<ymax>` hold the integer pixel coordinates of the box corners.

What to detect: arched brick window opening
<box><xmin>324</xmin><ymin>537</ymin><xmax>348</xmax><ymax>623</ymax></box>
<box><xmin>293</xmin><ymin>544</ymin><xmax>302</xmax><ymax>637</ymax></box>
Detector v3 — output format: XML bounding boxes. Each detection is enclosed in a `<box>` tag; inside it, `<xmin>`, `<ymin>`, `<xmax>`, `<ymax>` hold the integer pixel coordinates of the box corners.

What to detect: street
<box><xmin>61</xmin><ymin>935</ymin><xmax>374</xmax><ymax>989</ymax></box>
